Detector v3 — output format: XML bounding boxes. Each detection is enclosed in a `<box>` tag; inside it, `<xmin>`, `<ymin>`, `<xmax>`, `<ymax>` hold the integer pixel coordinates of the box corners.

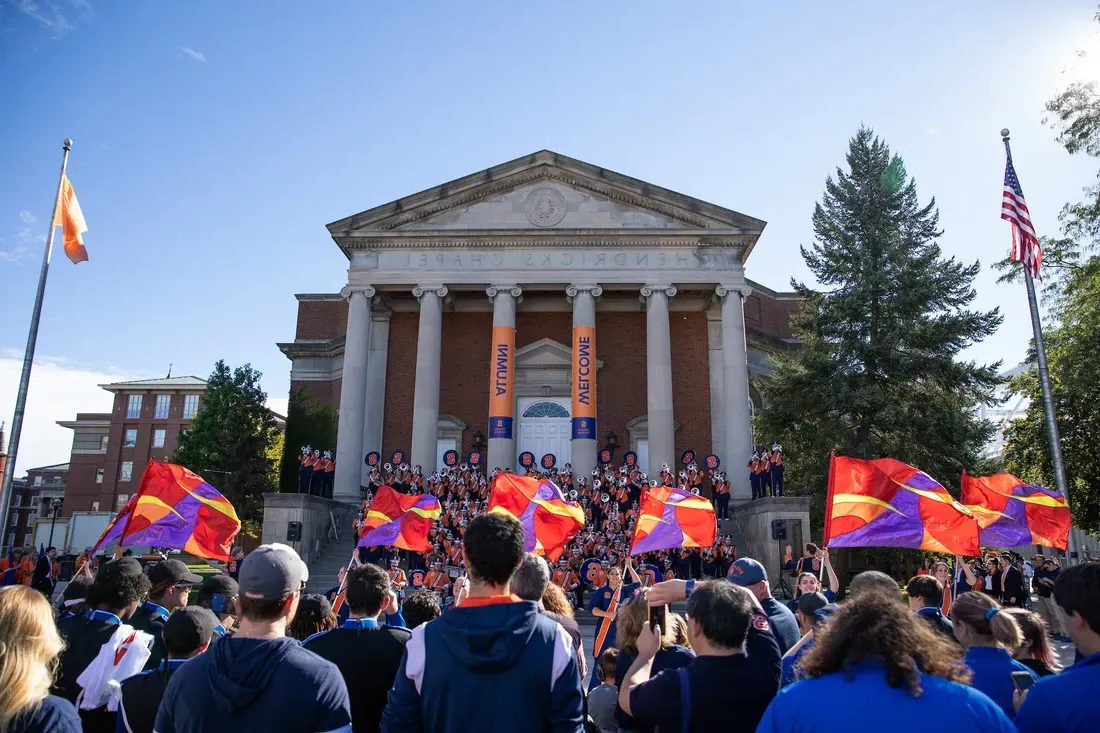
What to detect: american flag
<box><xmin>1002</xmin><ymin>157</ymin><xmax>1041</xmax><ymax>278</ymax></box>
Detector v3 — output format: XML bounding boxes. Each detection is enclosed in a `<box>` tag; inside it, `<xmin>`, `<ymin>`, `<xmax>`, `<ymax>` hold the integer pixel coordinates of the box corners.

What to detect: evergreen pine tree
<box><xmin>173</xmin><ymin>360</ymin><xmax>279</xmax><ymax>520</ymax></box>
<box><xmin>756</xmin><ymin>128</ymin><xmax>1003</xmax><ymax>525</ymax></box>
<box><xmin>279</xmin><ymin>387</ymin><xmax>338</xmax><ymax>493</ymax></box>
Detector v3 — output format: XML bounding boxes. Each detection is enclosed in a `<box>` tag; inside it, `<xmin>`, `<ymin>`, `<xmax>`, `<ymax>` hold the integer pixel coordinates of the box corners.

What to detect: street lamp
<box><xmin>47</xmin><ymin>498</ymin><xmax>63</xmax><ymax>548</ymax></box>
<box><xmin>472</xmin><ymin>429</ymin><xmax>485</xmax><ymax>451</ymax></box>
<box><xmin>604</xmin><ymin>431</ymin><xmax>618</xmax><ymax>451</ymax></box>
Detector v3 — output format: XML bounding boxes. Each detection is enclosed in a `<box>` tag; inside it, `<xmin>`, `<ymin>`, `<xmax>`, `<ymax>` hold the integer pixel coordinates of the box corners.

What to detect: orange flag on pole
<box><xmin>52</xmin><ymin>173</ymin><xmax>88</xmax><ymax>264</ymax></box>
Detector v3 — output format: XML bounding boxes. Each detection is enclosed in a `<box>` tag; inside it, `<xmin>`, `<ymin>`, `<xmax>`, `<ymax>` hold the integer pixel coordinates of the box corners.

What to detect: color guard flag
<box><xmin>961</xmin><ymin>471</ymin><xmax>1071</xmax><ymax>551</ymax></box>
<box><xmin>629</xmin><ymin>485</ymin><xmax>716</xmax><ymax>555</ymax></box>
<box><xmin>488</xmin><ymin>473</ymin><xmax>585</xmax><ymax>561</ymax></box>
<box><xmin>357</xmin><ymin>485</ymin><xmax>441</xmax><ymax>552</ymax></box>
<box><xmin>91</xmin><ymin>460</ymin><xmax>241</xmax><ymax>560</ymax></box>
<box><xmin>53</xmin><ymin>173</ymin><xmax>89</xmax><ymax>264</ymax></box>
<box><xmin>824</xmin><ymin>453</ymin><xmax>980</xmax><ymax>556</ymax></box>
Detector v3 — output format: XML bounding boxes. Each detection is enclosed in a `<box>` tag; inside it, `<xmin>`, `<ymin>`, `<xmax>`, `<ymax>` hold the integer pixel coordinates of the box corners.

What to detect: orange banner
<box><xmin>489</xmin><ymin>325</ymin><xmax>515</xmax><ymax>439</ymax></box>
<box><xmin>572</xmin><ymin>325</ymin><xmax>596</xmax><ymax>440</ymax></box>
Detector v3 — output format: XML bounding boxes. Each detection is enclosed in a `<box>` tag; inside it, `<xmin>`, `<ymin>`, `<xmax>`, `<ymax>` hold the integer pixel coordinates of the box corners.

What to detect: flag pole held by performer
<box><xmin>1000</xmin><ymin>128</ymin><xmax>1079</xmax><ymax>564</ymax></box>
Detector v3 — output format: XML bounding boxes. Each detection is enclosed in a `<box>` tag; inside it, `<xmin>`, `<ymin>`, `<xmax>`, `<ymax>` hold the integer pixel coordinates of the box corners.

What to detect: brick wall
<box><xmin>296</xmin><ymin>299</ymin><xmax>348</xmax><ymax>340</ymax></box>
<box><xmin>292</xmin><ymin>307</ymin><xmax>714</xmax><ymax>464</ymax></box>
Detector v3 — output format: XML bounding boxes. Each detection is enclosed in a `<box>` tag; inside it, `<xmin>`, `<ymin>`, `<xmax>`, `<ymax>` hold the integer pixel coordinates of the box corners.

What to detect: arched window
<box><xmin>522</xmin><ymin>401</ymin><xmax>570</xmax><ymax>419</ymax></box>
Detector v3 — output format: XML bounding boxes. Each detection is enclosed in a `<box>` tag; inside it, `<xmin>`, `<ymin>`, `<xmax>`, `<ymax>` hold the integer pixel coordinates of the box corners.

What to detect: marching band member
<box><xmin>387</xmin><ymin>557</ymin><xmax>408</xmax><ymax>593</ymax></box>
<box><xmin>769</xmin><ymin>441</ymin><xmax>784</xmax><ymax>496</ymax></box>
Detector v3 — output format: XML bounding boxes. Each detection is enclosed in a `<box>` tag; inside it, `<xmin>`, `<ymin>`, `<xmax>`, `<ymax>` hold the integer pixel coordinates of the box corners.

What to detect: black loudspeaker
<box><xmin>286</xmin><ymin>521</ymin><xmax>302</xmax><ymax>542</ymax></box>
<box><xmin>771</xmin><ymin>519</ymin><xmax>787</xmax><ymax>541</ymax></box>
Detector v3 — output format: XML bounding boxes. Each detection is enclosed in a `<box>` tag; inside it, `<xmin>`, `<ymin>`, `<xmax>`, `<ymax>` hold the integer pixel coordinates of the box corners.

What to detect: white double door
<box><xmin>517</xmin><ymin>397</ymin><xmax>572</xmax><ymax>467</ymax></box>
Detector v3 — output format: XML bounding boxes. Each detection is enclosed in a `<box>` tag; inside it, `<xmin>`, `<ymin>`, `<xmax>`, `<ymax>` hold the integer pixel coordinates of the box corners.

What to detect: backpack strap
<box><xmin>678</xmin><ymin>667</ymin><xmax>691</xmax><ymax>732</ymax></box>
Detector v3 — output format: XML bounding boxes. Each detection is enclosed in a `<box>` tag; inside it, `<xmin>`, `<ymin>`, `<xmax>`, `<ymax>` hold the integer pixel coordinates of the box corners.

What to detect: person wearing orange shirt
<box><xmin>748</xmin><ymin>452</ymin><xmax>762</xmax><ymax>500</ymax></box>
<box><xmin>769</xmin><ymin>441</ymin><xmax>785</xmax><ymax>496</ymax></box>
<box><xmin>713</xmin><ymin>470</ymin><xmax>731</xmax><ymax>519</ymax></box>
<box><xmin>551</xmin><ymin>557</ymin><xmax>580</xmax><ymax>608</ymax></box>
<box><xmin>756</xmin><ymin>447</ymin><xmax>772</xmax><ymax>497</ymax></box>
<box><xmin>387</xmin><ymin>557</ymin><xmax>409</xmax><ymax>596</ymax></box>
<box><xmin>424</xmin><ymin>560</ymin><xmax>450</xmax><ymax>597</ymax></box>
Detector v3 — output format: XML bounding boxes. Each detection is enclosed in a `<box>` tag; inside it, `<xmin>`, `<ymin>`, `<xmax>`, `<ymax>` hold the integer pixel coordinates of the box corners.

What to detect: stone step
<box><xmin>304</xmin><ymin>538</ymin><xmax>357</xmax><ymax>593</ymax></box>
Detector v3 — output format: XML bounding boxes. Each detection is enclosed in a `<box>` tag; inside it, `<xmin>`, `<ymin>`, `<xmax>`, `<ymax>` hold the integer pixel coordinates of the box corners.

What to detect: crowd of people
<box><xmin>355</xmin><ymin>462</ymin><xmax>740</xmax><ymax>609</ymax></box>
<box><xmin>0</xmin><ymin>506</ymin><xmax>1096</xmax><ymax>732</ymax></box>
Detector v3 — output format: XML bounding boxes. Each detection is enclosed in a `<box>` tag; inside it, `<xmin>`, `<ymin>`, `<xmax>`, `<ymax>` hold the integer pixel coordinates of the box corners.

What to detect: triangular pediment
<box><xmin>328</xmin><ymin>150</ymin><xmax>766</xmax><ymax>238</ymax></box>
<box><xmin>515</xmin><ymin>338</ymin><xmax>604</xmax><ymax>370</ymax></box>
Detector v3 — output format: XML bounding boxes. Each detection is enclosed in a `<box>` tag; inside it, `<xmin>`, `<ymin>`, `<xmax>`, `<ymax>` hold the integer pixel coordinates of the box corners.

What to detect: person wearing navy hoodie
<box><xmin>950</xmin><ymin>591</ymin><xmax>1035</xmax><ymax>718</ymax></box>
<box><xmin>380</xmin><ymin>513</ymin><xmax>584</xmax><ymax>733</ymax></box>
<box><xmin>1015</xmin><ymin>562</ymin><xmax>1100</xmax><ymax>733</ymax></box>
<box><xmin>154</xmin><ymin>544</ymin><xmax>351</xmax><ymax>733</ymax></box>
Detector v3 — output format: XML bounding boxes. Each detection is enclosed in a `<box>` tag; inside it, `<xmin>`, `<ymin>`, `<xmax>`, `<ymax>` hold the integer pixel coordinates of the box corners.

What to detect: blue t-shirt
<box><xmin>615</xmin><ymin>644</ymin><xmax>695</xmax><ymax>730</ymax></box>
<box><xmin>781</xmin><ymin>638</ymin><xmax>814</xmax><ymax>687</ymax></box>
<box><xmin>8</xmin><ymin>696</ymin><xmax>81</xmax><ymax>733</ymax></box>
<box><xmin>963</xmin><ymin>646</ymin><xmax>1036</xmax><ymax>719</ymax></box>
<box><xmin>155</xmin><ymin>636</ymin><xmax>351</xmax><ymax>733</ymax></box>
<box><xmin>1015</xmin><ymin>650</ymin><xmax>1100</xmax><ymax>733</ymax></box>
<box><xmin>757</xmin><ymin>661</ymin><xmax>1016</xmax><ymax>733</ymax></box>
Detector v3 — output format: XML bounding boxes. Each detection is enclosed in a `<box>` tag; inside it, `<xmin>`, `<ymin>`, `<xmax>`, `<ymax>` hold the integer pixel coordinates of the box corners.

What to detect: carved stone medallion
<box><xmin>523</xmin><ymin>187</ymin><xmax>567</xmax><ymax>227</ymax></box>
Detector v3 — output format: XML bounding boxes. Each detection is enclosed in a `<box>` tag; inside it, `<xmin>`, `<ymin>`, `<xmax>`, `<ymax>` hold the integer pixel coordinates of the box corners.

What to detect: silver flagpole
<box><xmin>1001</xmin><ymin>129</ymin><xmax>1080</xmax><ymax>564</ymax></box>
<box><xmin>0</xmin><ymin>139</ymin><xmax>72</xmax><ymax>552</ymax></box>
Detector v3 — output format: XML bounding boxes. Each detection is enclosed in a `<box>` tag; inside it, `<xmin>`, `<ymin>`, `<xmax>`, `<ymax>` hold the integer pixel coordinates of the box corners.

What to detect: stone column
<box><xmin>334</xmin><ymin>285</ymin><xmax>375</xmax><ymax>503</ymax></box>
<box><xmin>410</xmin><ymin>285</ymin><xmax>448</xmax><ymax>473</ymax></box>
<box><xmin>641</xmin><ymin>284</ymin><xmax>677</xmax><ymax>478</ymax></box>
<box><xmin>568</xmin><ymin>283</ymin><xmax>602</xmax><ymax>477</ymax></box>
<box><xmin>486</xmin><ymin>285</ymin><xmax>521</xmax><ymax>472</ymax></box>
<box><xmin>717</xmin><ymin>284</ymin><xmax>754</xmax><ymax>501</ymax></box>
<box><xmin>360</xmin><ymin>309</ymin><xmax>391</xmax><ymax>487</ymax></box>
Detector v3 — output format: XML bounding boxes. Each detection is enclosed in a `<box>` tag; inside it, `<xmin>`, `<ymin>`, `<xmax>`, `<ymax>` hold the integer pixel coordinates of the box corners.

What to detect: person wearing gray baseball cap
<box><xmin>153</xmin><ymin>544</ymin><xmax>351</xmax><ymax>733</ymax></box>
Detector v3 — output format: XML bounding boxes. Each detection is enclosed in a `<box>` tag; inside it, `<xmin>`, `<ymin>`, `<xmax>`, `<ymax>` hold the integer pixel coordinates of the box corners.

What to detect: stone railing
<box><xmin>261</xmin><ymin>493</ymin><xmax>358</xmax><ymax>565</ymax></box>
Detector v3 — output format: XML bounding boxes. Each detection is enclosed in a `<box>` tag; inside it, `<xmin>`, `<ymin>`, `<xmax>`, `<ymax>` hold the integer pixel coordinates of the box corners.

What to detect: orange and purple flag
<box><xmin>357</xmin><ymin>485</ymin><xmax>440</xmax><ymax>552</ymax></box>
<box><xmin>488</xmin><ymin>473</ymin><xmax>585</xmax><ymax>561</ymax></box>
<box><xmin>629</xmin><ymin>485</ymin><xmax>716</xmax><ymax>555</ymax></box>
<box><xmin>53</xmin><ymin>173</ymin><xmax>88</xmax><ymax>264</ymax></box>
<box><xmin>824</xmin><ymin>454</ymin><xmax>980</xmax><ymax>556</ymax></box>
<box><xmin>961</xmin><ymin>472</ymin><xmax>1070</xmax><ymax>551</ymax></box>
<box><xmin>91</xmin><ymin>460</ymin><xmax>240</xmax><ymax>560</ymax></box>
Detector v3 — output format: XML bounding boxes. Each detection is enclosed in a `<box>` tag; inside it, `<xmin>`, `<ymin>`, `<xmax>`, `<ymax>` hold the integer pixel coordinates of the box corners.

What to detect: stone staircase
<box><xmin>304</xmin><ymin>530</ymin><xmax>356</xmax><ymax>594</ymax></box>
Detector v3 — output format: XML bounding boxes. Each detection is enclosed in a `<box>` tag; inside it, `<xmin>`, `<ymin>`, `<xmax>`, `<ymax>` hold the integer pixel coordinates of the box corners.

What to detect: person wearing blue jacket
<box><xmin>950</xmin><ymin>591</ymin><xmax>1036</xmax><ymax>719</ymax></box>
<box><xmin>1015</xmin><ymin>562</ymin><xmax>1100</xmax><ymax>733</ymax></box>
<box><xmin>380</xmin><ymin>513</ymin><xmax>584</xmax><ymax>733</ymax></box>
<box><xmin>155</xmin><ymin>544</ymin><xmax>351</xmax><ymax>733</ymax></box>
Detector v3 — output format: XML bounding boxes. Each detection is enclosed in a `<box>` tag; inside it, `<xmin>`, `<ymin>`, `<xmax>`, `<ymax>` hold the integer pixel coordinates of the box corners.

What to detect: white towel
<box><xmin>75</xmin><ymin>624</ymin><xmax>153</xmax><ymax>711</ymax></box>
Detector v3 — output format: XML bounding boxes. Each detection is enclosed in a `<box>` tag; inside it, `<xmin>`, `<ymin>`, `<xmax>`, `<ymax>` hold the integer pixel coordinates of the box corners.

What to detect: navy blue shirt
<box><xmin>615</xmin><ymin>644</ymin><xmax>695</xmax><ymax>731</ymax></box>
<box><xmin>758</xmin><ymin>661</ymin><xmax>1016</xmax><ymax>733</ymax></box>
<box><xmin>155</xmin><ymin>636</ymin><xmax>351</xmax><ymax>733</ymax></box>
<box><xmin>963</xmin><ymin>646</ymin><xmax>1036</xmax><ymax>719</ymax></box>
<box><xmin>1015</xmin><ymin>650</ymin><xmax>1100</xmax><ymax>733</ymax></box>
<box><xmin>8</xmin><ymin>695</ymin><xmax>81</xmax><ymax>733</ymax></box>
<box><xmin>760</xmin><ymin>597</ymin><xmax>800</xmax><ymax>654</ymax></box>
<box><xmin>629</xmin><ymin>612</ymin><xmax>781</xmax><ymax>732</ymax></box>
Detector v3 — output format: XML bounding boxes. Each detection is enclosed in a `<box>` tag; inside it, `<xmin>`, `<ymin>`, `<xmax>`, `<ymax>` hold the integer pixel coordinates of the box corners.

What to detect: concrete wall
<box><xmin>731</xmin><ymin>497</ymin><xmax>813</xmax><ymax>586</ymax></box>
<box><xmin>261</xmin><ymin>494</ymin><xmax>357</xmax><ymax>566</ymax></box>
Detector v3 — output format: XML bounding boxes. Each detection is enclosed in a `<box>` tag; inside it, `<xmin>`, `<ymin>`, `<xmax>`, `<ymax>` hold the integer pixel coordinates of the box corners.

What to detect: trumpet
<box><xmin>384</xmin><ymin>463</ymin><xmax>393</xmax><ymax>472</ymax></box>
<box><xmin>569</xmin><ymin>489</ymin><xmax>579</xmax><ymax>500</ymax></box>
<box><xmin>600</xmin><ymin>492</ymin><xmax>610</xmax><ymax>504</ymax></box>
<box><xmin>691</xmin><ymin>487</ymin><xmax>701</xmax><ymax>495</ymax></box>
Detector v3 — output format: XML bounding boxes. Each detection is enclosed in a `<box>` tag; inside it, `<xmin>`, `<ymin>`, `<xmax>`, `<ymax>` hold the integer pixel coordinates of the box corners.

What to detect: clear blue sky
<box><xmin>1</xmin><ymin>1</ymin><xmax>1097</xmax><ymax>471</ymax></box>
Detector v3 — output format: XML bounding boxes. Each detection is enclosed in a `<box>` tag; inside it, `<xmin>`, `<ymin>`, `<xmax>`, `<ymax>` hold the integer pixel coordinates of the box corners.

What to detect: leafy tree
<box><xmin>278</xmin><ymin>387</ymin><xmax>338</xmax><ymax>493</ymax></box>
<box><xmin>755</xmin><ymin>128</ymin><xmax>1004</xmax><ymax>543</ymax></box>
<box><xmin>995</xmin><ymin>22</ymin><xmax>1100</xmax><ymax>534</ymax></box>
<box><xmin>173</xmin><ymin>361</ymin><xmax>280</xmax><ymax>521</ymax></box>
